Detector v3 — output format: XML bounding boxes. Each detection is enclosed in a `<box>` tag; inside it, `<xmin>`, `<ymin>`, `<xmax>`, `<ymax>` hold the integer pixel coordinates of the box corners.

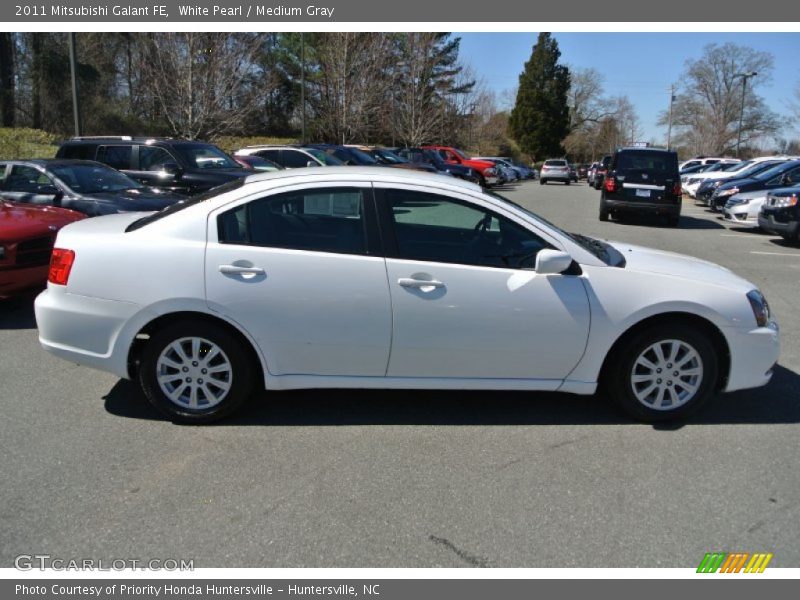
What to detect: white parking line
<box><xmin>750</xmin><ymin>251</ymin><xmax>800</xmax><ymax>257</ymax></box>
<box><xmin>720</xmin><ymin>234</ymin><xmax>759</xmax><ymax>238</ymax></box>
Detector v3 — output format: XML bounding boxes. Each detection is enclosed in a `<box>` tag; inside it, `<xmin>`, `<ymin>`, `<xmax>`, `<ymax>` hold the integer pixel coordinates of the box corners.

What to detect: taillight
<box><xmin>48</xmin><ymin>248</ymin><xmax>75</xmax><ymax>285</ymax></box>
<box><xmin>604</xmin><ymin>176</ymin><xmax>617</xmax><ymax>192</ymax></box>
<box><xmin>672</xmin><ymin>182</ymin><xmax>682</xmax><ymax>196</ymax></box>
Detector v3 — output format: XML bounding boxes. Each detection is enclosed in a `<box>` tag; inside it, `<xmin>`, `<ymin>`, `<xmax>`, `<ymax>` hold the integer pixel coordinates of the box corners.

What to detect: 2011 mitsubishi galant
<box><xmin>34</xmin><ymin>168</ymin><xmax>780</xmax><ymax>423</ymax></box>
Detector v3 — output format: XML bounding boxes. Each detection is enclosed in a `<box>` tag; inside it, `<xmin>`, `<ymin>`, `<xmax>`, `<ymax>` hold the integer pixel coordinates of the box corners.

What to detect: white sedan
<box><xmin>35</xmin><ymin>168</ymin><xmax>779</xmax><ymax>423</ymax></box>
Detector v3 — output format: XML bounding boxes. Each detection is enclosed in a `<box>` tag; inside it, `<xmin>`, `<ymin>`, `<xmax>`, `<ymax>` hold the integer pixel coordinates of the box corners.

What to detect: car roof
<box><xmin>2</xmin><ymin>158</ymin><xmax>106</xmax><ymax>168</ymax></box>
<box><xmin>240</xmin><ymin>165</ymin><xmax>482</xmax><ymax>192</ymax></box>
<box><xmin>615</xmin><ymin>146</ymin><xmax>674</xmax><ymax>153</ymax></box>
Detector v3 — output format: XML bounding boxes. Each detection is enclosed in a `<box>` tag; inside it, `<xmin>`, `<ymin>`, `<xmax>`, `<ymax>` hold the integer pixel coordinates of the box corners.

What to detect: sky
<box><xmin>457</xmin><ymin>32</ymin><xmax>800</xmax><ymax>144</ymax></box>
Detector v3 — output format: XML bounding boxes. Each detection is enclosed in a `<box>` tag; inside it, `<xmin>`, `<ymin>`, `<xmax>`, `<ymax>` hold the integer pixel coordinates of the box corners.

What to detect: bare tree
<box><xmin>138</xmin><ymin>33</ymin><xmax>264</xmax><ymax>139</ymax></box>
<box><xmin>659</xmin><ymin>43</ymin><xmax>781</xmax><ymax>155</ymax></box>
<box><xmin>0</xmin><ymin>33</ymin><xmax>15</xmax><ymax>126</ymax></box>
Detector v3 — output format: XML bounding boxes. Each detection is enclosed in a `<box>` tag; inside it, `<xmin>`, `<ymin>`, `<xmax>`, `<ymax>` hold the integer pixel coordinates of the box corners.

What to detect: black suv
<box><xmin>56</xmin><ymin>137</ymin><xmax>249</xmax><ymax>195</ymax></box>
<box><xmin>758</xmin><ymin>186</ymin><xmax>800</xmax><ymax>243</ymax></box>
<box><xmin>599</xmin><ymin>147</ymin><xmax>681</xmax><ymax>226</ymax></box>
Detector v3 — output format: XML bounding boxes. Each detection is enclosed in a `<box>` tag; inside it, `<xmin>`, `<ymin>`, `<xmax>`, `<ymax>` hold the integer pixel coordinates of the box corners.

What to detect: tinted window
<box><xmin>97</xmin><ymin>145</ymin><xmax>132</xmax><ymax>170</ymax></box>
<box><xmin>139</xmin><ymin>146</ymin><xmax>175</xmax><ymax>171</ymax></box>
<box><xmin>254</xmin><ymin>149</ymin><xmax>282</xmax><ymax>163</ymax></box>
<box><xmin>282</xmin><ymin>149</ymin><xmax>313</xmax><ymax>168</ymax></box>
<box><xmin>50</xmin><ymin>164</ymin><xmax>142</xmax><ymax>193</ymax></box>
<box><xmin>304</xmin><ymin>148</ymin><xmax>344</xmax><ymax>166</ymax></box>
<box><xmin>544</xmin><ymin>160</ymin><xmax>567</xmax><ymax>167</ymax></box>
<box><xmin>385</xmin><ymin>189</ymin><xmax>551</xmax><ymax>269</ymax></box>
<box><xmin>218</xmin><ymin>187</ymin><xmax>368</xmax><ymax>255</ymax></box>
<box><xmin>60</xmin><ymin>144</ymin><xmax>96</xmax><ymax>160</ymax></box>
<box><xmin>615</xmin><ymin>150</ymin><xmax>677</xmax><ymax>173</ymax></box>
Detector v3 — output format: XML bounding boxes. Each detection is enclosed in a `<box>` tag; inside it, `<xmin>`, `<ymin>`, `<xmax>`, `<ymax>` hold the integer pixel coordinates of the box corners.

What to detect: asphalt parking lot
<box><xmin>1</xmin><ymin>180</ymin><xmax>798</xmax><ymax>568</ymax></box>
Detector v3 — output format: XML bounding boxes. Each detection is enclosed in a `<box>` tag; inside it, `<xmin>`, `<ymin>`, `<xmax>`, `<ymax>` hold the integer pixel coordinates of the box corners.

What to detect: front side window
<box><xmin>4</xmin><ymin>165</ymin><xmax>51</xmax><ymax>192</ymax></box>
<box><xmin>218</xmin><ymin>187</ymin><xmax>368</xmax><ymax>256</ymax></box>
<box><xmin>97</xmin><ymin>145</ymin><xmax>132</xmax><ymax>170</ymax></box>
<box><xmin>174</xmin><ymin>144</ymin><xmax>239</xmax><ymax>170</ymax></box>
<box><xmin>139</xmin><ymin>146</ymin><xmax>176</xmax><ymax>171</ymax></box>
<box><xmin>384</xmin><ymin>189</ymin><xmax>551</xmax><ymax>269</ymax></box>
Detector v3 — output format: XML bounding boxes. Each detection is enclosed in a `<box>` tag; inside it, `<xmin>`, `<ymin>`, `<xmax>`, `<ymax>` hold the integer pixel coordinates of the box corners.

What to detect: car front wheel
<box><xmin>603</xmin><ymin>323</ymin><xmax>719</xmax><ymax>422</ymax></box>
<box><xmin>138</xmin><ymin>320</ymin><xmax>256</xmax><ymax>423</ymax></box>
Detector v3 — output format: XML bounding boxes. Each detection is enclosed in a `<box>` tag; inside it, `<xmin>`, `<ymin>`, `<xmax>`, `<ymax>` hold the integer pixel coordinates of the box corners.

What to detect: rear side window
<box><xmin>218</xmin><ymin>187</ymin><xmax>369</xmax><ymax>256</ymax></box>
<box><xmin>97</xmin><ymin>145</ymin><xmax>132</xmax><ymax>170</ymax></box>
<box><xmin>59</xmin><ymin>144</ymin><xmax>96</xmax><ymax>160</ymax></box>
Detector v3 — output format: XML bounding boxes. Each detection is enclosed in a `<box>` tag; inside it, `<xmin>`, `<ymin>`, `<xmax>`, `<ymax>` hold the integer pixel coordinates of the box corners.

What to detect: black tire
<box><xmin>565</xmin><ymin>180</ymin><xmax>571</xmax><ymax>185</ymax></box>
<box><xmin>477</xmin><ymin>174</ymin><xmax>487</xmax><ymax>188</ymax></box>
<box><xmin>599</xmin><ymin>206</ymin><xmax>609</xmax><ymax>221</ymax></box>
<box><xmin>666</xmin><ymin>215</ymin><xmax>680</xmax><ymax>227</ymax></box>
<box><xmin>540</xmin><ymin>179</ymin><xmax>546</xmax><ymax>185</ymax></box>
<box><xmin>602</xmin><ymin>323</ymin><xmax>719</xmax><ymax>422</ymax></box>
<box><xmin>138</xmin><ymin>320</ymin><xmax>256</xmax><ymax>423</ymax></box>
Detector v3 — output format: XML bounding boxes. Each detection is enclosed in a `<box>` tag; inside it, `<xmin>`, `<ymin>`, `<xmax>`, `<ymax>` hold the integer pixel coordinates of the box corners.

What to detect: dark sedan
<box><xmin>0</xmin><ymin>160</ymin><xmax>186</xmax><ymax>217</ymax></box>
<box><xmin>710</xmin><ymin>160</ymin><xmax>800</xmax><ymax>212</ymax></box>
<box><xmin>396</xmin><ymin>148</ymin><xmax>481</xmax><ymax>184</ymax></box>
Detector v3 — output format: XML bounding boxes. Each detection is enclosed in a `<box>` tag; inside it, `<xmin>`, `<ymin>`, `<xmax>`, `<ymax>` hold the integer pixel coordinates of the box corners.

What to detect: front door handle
<box><xmin>219</xmin><ymin>264</ymin><xmax>265</xmax><ymax>276</ymax></box>
<box><xmin>398</xmin><ymin>277</ymin><xmax>445</xmax><ymax>290</ymax></box>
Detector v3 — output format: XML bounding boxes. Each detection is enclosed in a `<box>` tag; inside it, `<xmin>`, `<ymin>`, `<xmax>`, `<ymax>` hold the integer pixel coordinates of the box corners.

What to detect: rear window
<box><xmin>613</xmin><ymin>150</ymin><xmax>677</xmax><ymax>174</ymax></box>
<box><xmin>544</xmin><ymin>160</ymin><xmax>567</xmax><ymax>167</ymax></box>
<box><xmin>59</xmin><ymin>144</ymin><xmax>96</xmax><ymax>160</ymax></box>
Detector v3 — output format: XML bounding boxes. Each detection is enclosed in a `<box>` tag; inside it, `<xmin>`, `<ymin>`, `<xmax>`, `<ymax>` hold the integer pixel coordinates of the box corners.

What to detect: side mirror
<box><xmin>535</xmin><ymin>249</ymin><xmax>574</xmax><ymax>275</ymax></box>
<box><xmin>161</xmin><ymin>162</ymin><xmax>182</xmax><ymax>176</ymax></box>
<box><xmin>306</xmin><ymin>161</ymin><xmax>319</xmax><ymax>167</ymax></box>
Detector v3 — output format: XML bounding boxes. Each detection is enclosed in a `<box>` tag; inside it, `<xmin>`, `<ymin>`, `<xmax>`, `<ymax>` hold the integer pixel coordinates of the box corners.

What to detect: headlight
<box><xmin>770</xmin><ymin>194</ymin><xmax>798</xmax><ymax>208</ymax></box>
<box><xmin>747</xmin><ymin>289</ymin><xmax>771</xmax><ymax>327</ymax></box>
<box><xmin>717</xmin><ymin>187</ymin><xmax>739</xmax><ymax>197</ymax></box>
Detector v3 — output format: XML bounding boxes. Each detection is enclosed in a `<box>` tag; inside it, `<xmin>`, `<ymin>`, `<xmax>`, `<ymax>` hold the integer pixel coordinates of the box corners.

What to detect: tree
<box><xmin>137</xmin><ymin>33</ymin><xmax>265</xmax><ymax>139</ymax></box>
<box><xmin>509</xmin><ymin>33</ymin><xmax>570</xmax><ymax>160</ymax></box>
<box><xmin>658</xmin><ymin>43</ymin><xmax>781</xmax><ymax>156</ymax></box>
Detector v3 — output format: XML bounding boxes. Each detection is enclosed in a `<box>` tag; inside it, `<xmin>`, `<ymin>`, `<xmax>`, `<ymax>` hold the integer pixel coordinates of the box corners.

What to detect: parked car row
<box><xmin>1</xmin><ymin>136</ymin><xmax>541</xmax><ymax>298</ymax></box>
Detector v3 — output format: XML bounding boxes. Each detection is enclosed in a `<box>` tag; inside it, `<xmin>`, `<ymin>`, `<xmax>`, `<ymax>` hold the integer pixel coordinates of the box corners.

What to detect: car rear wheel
<box><xmin>603</xmin><ymin>323</ymin><xmax>718</xmax><ymax>422</ymax></box>
<box><xmin>599</xmin><ymin>206</ymin><xmax>609</xmax><ymax>221</ymax></box>
<box><xmin>540</xmin><ymin>179</ymin><xmax>546</xmax><ymax>185</ymax></box>
<box><xmin>139</xmin><ymin>320</ymin><xmax>256</xmax><ymax>423</ymax></box>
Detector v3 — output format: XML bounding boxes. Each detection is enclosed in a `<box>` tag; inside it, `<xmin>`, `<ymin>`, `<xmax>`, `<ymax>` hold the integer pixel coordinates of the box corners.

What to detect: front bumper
<box><xmin>723</xmin><ymin>322</ymin><xmax>780</xmax><ymax>393</ymax></box>
<box><xmin>0</xmin><ymin>264</ymin><xmax>48</xmax><ymax>299</ymax></box>
<box><xmin>723</xmin><ymin>208</ymin><xmax>758</xmax><ymax>227</ymax></box>
<box><xmin>758</xmin><ymin>212</ymin><xmax>798</xmax><ymax>237</ymax></box>
<box><xmin>35</xmin><ymin>286</ymin><xmax>141</xmax><ymax>379</ymax></box>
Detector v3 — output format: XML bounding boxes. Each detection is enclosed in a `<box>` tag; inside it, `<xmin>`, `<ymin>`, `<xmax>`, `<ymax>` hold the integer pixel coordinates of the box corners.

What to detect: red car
<box><xmin>0</xmin><ymin>201</ymin><xmax>85</xmax><ymax>299</ymax></box>
<box><xmin>421</xmin><ymin>146</ymin><xmax>499</xmax><ymax>187</ymax></box>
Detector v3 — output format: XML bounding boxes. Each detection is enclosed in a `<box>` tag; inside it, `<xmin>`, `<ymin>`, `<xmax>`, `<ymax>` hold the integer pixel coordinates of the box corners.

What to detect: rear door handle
<box><xmin>398</xmin><ymin>278</ymin><xmax>445</xmax><ymax>289</ymax></box>
<box><xmin>219</xmin><ymin>264</ymin><xmax>265</xmax><ymax>276</ymax></box>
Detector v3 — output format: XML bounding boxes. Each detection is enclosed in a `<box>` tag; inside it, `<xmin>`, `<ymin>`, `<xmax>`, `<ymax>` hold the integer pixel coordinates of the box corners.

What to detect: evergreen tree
<box><xmin>509</xmin><ymin>33</ymin><xmax>570</xmax><ymax>159</ymax></box>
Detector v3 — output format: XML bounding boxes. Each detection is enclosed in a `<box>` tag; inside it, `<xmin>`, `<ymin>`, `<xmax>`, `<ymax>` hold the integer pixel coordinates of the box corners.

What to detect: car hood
<box><xmin>718</xmin><ymin>177</ymin><xmax>758</xmax><ymax>191</ymax></box>
<box><xmin>766</xmin><ymin>184</ymin><xmax>800</xmax><ymax>198</ymax></box>
<box><xmin>0</xmin><ymin>201</ymin><xmax>85</xmax><ymax>240</ymax></box>
<box><xmin>607</xmin><ymin>241</ymin><xmax>753</xmax><ymax>292</ymax></box>
<box><xmin>728</xmin><ymin>189</ymin><xmax>769</xmax><ymax>204</ymax></box>
<box><xmin>76</xmin><ymin>188</ymin><xmax>185</xmax><ymax>210</ymax></box>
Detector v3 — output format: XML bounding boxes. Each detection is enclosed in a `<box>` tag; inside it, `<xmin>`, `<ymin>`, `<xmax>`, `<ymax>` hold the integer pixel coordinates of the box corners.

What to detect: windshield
<box><xmin>51</xmin><ymin>163</ymin><xmax>143</xmax><ymax>193</ymax></box>
<box><xmin>125</xmin><ymin>178</ymin><xmax>245</xmax><ymax>232</ymax></box>
<box><xmin>304</xmin><ymin>148</ymin><xmax>344</xmax><ymax>166</ymax></box>
<box><xmin>374</xmin><ymin>149</ymin><xmax>408</xmax><ymax>164</ymax></box>
<box><xmin>722</xmin><ymin>162</ymin><xmax>743</xmax><ymax>171</ymax></box>
<box><xmin>734</xmin><ymin>161</ymin><xmax>785</xmax><ymax>179</ymax></box>
<box><xmin>174</xmin><ymin>144</ymin><xmax>241</xmax><ymax>170</ymax></box>
<box><xmin>343</xmin><ymin>147</ymin><xmax>379</xmax><ymax>165</ymax></box>
<box><xmin>754</xmin><ymin>161</ymin><xmax>799</xmax><ymax>181</ymax></box>
<box><xmin>485</xmin><ymin>190</ymin><xmax>623</xmax><ymax>266</ymax></box>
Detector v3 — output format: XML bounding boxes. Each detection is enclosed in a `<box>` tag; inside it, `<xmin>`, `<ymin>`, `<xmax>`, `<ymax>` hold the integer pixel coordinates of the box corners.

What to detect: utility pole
<box><xmin>300</xmin><ymin>33</ymin><xmax>306</xmax><ymax>144</ymax></box>
<box><xmin>735</xmin><ymin>72</ymin><xmax>757</xmax><ymax>158</ymax></box>
<box><xmin>68</xmin><ymin>32</ymin><xmax>82</xmax><ymax>137</ymax></box>
<box><xmin>666</xmin><ymin>84</ymin><xmax>676</xmax><ymax>150</ymax></box>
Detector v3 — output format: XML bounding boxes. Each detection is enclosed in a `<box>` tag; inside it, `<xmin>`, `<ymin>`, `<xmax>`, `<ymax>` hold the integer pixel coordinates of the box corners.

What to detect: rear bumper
<box><xmin>35</xmin><ymin>286</ymin><xmax>141</xmax><ymax>379</ymax></box>
<box><xmin>602</xmin><ymin>199</ymin><xmax>680</xmax><ymax>216</ymax></box>
<box><xmin>722</xmin><ymin>322</ymin><xmax>780</xmax><ymax>393</ymax></box>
